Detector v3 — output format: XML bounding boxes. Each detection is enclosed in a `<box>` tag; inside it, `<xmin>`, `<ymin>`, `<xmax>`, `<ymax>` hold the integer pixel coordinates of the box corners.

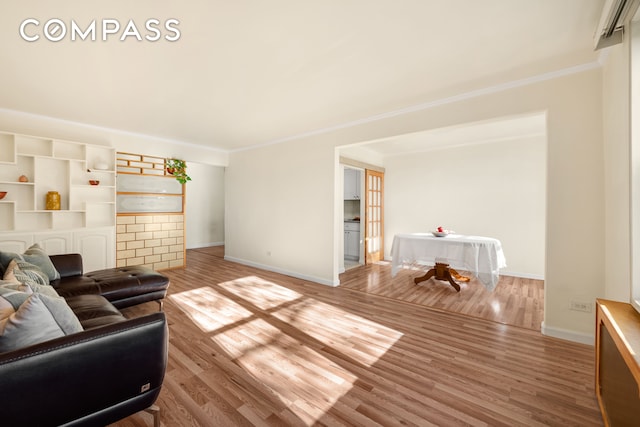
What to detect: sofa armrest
<box><xmin>0</xmin><ymin>312</ymin><xmax>168</xmax><ymax>427</ymax></box>
<box><xmin>49</xmin><ymin>253</ymin><xmax>84</xmax><ymax>278</ymax></box>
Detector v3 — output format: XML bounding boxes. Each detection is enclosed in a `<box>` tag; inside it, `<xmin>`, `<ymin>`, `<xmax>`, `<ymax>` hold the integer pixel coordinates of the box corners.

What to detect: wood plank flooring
<box><xmin>340</xmin><ymin>261</ymin><xmax>544</xmax><ymax>331</ymax></box>
<box><xmin>111</xmin><ymin>247</ymin><xmax>601</xmax><ymax>427</ymax></box>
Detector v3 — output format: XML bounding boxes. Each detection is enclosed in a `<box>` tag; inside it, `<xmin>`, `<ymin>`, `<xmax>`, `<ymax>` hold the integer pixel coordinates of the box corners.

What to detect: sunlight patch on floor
<box><xmin>218</xmin><ymin>275</ymin><xmax>302</xmax><ymax>310</ymax></box>
<box><xmin>273</xmin><ymin>298</ymin><xmax>403</xmax><ymax>367</ymax></box>
<box><xmin>170</xmin><ymin>275</ymin><xmax>404</xmax><ymax>425</ymax></box>
<box><xmin>169</xmin><ymin>286</ymin><xmax>253</xmax><ymax>332</ymax></box>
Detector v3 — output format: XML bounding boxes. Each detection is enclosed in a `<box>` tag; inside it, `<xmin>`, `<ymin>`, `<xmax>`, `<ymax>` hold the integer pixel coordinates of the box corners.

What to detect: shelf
<box><xmin>87</xmin><ymin>169</ymin><xmax>116</xmax><ymax>174</ymax></box>
<box><xmin>0</xmin><ymin>156</ymin><xmax>33</xmax><ymax>183</ymax></box>
<box><xmin>53</xmin><ymin>140</ymin><xmax>85</xmax><ymax>161</ymax></box>
<box><xmin>16</xmin><ymin>135</ymin><xmax>53</xmax><ymax>157</ymax></box>
<box><xmin>19</xmin><ymin>210</ymin><xmax>86</xmax><ymax>213</ymax></box>
<box><xmin>0</xmin><ymin>181</ymin><xmax>34</xmax><ymax>186</ymax></box>
<box><xmin>0</xmin><ymin>130</ymin><xmax>117</xmax><ymax>232</ymax></box>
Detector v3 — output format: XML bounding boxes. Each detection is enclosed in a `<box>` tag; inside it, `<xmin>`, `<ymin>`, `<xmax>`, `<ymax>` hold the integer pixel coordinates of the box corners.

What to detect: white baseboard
<box><xmin>502</xmin><ymin>270</ymin><xmax>544</xmax><ymax>280</ymax></box>
<box><xmin>541</xmin><ymin>321</ymin><xmax>594</xmax><ymax>345</ymax></box>
<box><xmin>186</xmin><ymin>241</ymin><xmax>224</xmax><ymax>249</ymax></box>
<box><xmin>224</xmin><ymin>255</ymin><xmax>339</xmax><ymax>287</ymax></box>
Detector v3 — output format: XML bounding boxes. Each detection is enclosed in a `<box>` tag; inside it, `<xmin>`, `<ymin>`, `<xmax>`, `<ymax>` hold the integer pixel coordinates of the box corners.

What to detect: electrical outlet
<box><xmin>570</xmin><ymin>300</ymin><xmax>593</xmax><ymax>313</ymax></box>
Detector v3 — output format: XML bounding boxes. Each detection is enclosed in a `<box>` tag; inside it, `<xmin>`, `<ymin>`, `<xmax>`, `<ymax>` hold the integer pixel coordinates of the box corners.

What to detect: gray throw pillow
<box><xmin>5</xmin><ymin>259</ymin><xmax>50</xmax><ymax>286</ymax></box>
<box><xmin>0</xmin><ymin>287</ymin><xmax>83</xmax><ymax>352</ymax></box>
<box><xmin>0</xmin><ymin>243</ymin><xmax>60</xmax><ymax>282</ymax></box>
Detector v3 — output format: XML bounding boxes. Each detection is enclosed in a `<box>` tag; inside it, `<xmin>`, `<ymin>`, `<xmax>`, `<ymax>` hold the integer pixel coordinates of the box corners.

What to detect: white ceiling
<box><xmin>0</xmin><ymin>1</ymin><xmax>603</xmax><ymax>152</ymax></box>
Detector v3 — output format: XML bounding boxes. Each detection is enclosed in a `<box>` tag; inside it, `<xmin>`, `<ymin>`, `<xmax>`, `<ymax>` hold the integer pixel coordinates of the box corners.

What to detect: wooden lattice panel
<box><xmin>116</xmin><ymin>152</ymin><xmax>169</xmax><ymax>176</ymax></box>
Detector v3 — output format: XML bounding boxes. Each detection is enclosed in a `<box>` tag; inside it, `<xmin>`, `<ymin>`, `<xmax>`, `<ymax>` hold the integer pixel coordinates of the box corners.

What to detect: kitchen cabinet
<box><xmin>344</xmin><ymin>168</ymin><xmax>361</xmax><ymax>200</ymax></box>
<box><xmin>344</xmin><ymin>221</ymin><xmax>360</xmax><ymax>260</ymax></box>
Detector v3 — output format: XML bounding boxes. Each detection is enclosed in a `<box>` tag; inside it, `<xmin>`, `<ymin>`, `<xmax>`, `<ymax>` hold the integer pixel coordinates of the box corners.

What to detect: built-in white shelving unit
<box><xmin>0</xmin><ymin>131</ymin><xmax>116</xmax><ymax>270</ymax></box>
<box><xmin>0</xmin><ymin>132</ymin><xmax>116</xmax><ymax>231</ymax></box>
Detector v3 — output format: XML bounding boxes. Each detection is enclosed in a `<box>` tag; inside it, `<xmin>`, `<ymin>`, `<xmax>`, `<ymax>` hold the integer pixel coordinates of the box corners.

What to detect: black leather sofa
<box><xmin>50</xmin><ymin>254</ymin><xmax>170</xmax><ymax>310</ymax></box>
<box><xmin>0</xmin><ymin>254</ymin><xmax>170</xmax><ymax>426</ymax></box>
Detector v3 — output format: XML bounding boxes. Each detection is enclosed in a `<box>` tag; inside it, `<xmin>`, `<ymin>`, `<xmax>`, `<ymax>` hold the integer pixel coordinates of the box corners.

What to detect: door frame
<box><xmin>338</xmin><ymin>157</ymin><xmax>385</xmax><ymax>274</ymax></box>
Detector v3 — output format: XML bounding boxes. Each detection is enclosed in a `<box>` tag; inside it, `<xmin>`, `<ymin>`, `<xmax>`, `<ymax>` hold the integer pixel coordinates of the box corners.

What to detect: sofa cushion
<box><xmin>0</xmin><ymin>244</ymin><xmax>60</xmax><ymax>282</ymax></box>
<box><xmin>54</xmin><ymin>266</ymin><xmax>169</xmax><ymax>309</ymax></box>
<box><xmin>64</xmin><ymin>294</ymin><xmax>127</xmax><ymax>330</ymax></box>
<box><xmin>0</xmin><ymin>287</ymin><xmax>83</xmax><ymax>352</ymax></box>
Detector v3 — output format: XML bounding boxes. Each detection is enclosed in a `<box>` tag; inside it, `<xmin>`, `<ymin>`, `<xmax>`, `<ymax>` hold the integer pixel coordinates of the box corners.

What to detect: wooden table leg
<box><xmin>414</xmin><ymin>262</ymin><xmax>461</xmax><ymax>292</ymax></box>
<box><xmin>449</xmin><ymin>268</ymin><xmax>470</xmax><ymax>282</ymax></box>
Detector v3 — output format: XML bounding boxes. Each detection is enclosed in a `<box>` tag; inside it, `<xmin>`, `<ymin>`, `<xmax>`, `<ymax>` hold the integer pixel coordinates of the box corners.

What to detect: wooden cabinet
<box><xmin>344</xmin><ymin>221</ymin><xmax>360</xmax><ymax>260</ymax></box>
<box><xmin>595</xmin><ymin>299</ymin><xmax>640</xmax><ymax>426</ymax></box>
<box><xmin>344</xmin><ymin>168</ymin><xmax>361</xmax><ymax>200</ymax></box>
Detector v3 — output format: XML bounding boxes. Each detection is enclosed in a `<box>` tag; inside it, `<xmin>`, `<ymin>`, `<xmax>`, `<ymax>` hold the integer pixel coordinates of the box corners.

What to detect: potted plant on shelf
<box><xmin>165</xmin><ymin>158</ymin><xmax>192</xmax><ymax>184</ymax></box>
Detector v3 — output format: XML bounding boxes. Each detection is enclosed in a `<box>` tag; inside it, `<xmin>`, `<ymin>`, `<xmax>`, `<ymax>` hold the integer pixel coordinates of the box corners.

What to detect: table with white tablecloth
<box><xmin>390</xmin><ymin>233</ymin><xmax>507</xmax><ymax>291</ymax></box>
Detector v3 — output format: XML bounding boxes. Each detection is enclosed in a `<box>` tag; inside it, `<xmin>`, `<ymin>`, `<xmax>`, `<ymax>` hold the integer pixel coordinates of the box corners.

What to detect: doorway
<box><xmin>343</xmin><ymin>166</ymin><xmax>364</xmax><ymax>270</ymax></box>
<box><xmin>342</xmin><ymin>164</ymin><xmax>385</xmax><ymax>270</ymax></box>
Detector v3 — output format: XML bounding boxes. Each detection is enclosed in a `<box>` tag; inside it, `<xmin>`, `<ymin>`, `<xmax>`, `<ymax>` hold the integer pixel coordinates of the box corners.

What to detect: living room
<box><xmin>1</xmin><ymin>1</ymin><xmax>639</xmax><ymax>425</ymax></box>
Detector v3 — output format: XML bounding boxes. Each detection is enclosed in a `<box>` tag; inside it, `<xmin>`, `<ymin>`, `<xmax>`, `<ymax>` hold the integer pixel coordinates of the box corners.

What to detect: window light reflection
<box><xmin>170</xmin><ymin>276</ymin><xmax>404</xmax><ymax>424</ymax></box>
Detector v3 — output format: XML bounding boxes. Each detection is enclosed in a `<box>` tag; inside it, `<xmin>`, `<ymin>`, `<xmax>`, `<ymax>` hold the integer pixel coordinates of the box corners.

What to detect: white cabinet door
<box><xmin>0</xmin><ymin>228</ymin><xmax>114</xmax><ymax>272</ymax></box>
<box><xmin>0</xmin><ymin>233</ymin><xmax>35</xmax><ymax>253</ymax></box>
<box><xmin>73</xmin><ymin>227</ymin><xmax>115</xmax><ymax>272</ymax></box>
<box><xmin>35</xmin><ymin>232</ymin><xmax>73</xmax><ymax>255</ymax></box>
<box><xmin>344</xmin><ymin>229</ymin><xmax>360</xmax><ymax>259</ymax></box>
<box><xmin>344</xmin><ymin>169</ymin><xmax>361</xmax><ymax>200</ymax></box>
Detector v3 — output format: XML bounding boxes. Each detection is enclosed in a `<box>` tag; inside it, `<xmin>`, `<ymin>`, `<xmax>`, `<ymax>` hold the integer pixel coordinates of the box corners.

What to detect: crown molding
<box><xmin>232</xmin><ymin>60</ymin><xmax>602</xmax><ymax>153</ymax></box>
<box><xmin>0</xmin><ymin>107</ymin><xmax>227</xmax><ymax>154</ymax></box>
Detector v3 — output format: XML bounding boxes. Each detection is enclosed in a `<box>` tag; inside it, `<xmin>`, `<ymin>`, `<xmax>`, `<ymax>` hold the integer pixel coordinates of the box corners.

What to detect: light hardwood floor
<box><xmin>340</xmin><ymin>261</ymin><xmax>544</xmax><ymax>331</ymax></box>
<box><xmin>112</xmin><ymin>247</ymin><xmax>601</xmax><ymax>427</ymax></box>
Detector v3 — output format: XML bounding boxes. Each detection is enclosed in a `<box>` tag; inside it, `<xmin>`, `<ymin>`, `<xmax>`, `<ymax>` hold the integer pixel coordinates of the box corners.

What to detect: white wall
<box><xmin>225</xmin><ymin>67</ymin><xmax>604</xmax><ymax>343</ymax></box>
<box><xmin>225</xmin><ymin>140</ymin><xmax>338</xmax><ymax>285</ymax></box>
<box><xmin>185</xmin><ymin>162</ymin><xmax>225</xmax><ymax>248</ymax></box>
<box><xmin>602</xmin><ymin>36</ymin><xmax>632</xmax><ymax>303</ymax></box>
<box><xmin>631</xmin><ymin>22</ymin><xmax>640</xmax><ymax>312</ymax></box>
<box><xmin>384</xmin><ymin>135</ymin><xmax>546</xmax><ymax>278</ymax></box>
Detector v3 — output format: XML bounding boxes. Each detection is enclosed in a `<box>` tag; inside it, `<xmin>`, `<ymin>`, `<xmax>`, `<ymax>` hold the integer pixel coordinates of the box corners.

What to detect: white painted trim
<box><xmin>224</xmin><ymin>255</ymin><xmax>339</xmax><ymax>287</ymax></box>
<box><xmin>186</xmin><ymin>242</ymin><xmax>224</xmax><ymax>249</ymax></box>
<box><xmin>0</xmin><ymin>107</ymin><xmax>227</xmax><ymax>154</ymax></box>
<box><xmin>540</xmin><ymin>321</ymin><xmax>594</xmax><ymax>345</ymax></box>
<box><xmin>232</xmin><ymin>60</ymin><xmax>602</xmax><ymax>153</ymax></box>
<box><xmin>379</xmin><ymin>131</ymin><xmax>546</xmax><ymax>158</ymax></box>
<box><xmin>501</xmin><ymin>271</ymin><xmax>545</xmax><ymax>280</ymax></box>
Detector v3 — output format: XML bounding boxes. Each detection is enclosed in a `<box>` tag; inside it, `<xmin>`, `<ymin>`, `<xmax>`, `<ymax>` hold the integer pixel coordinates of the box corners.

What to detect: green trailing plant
<box><xmin>165</xmin><ymin>158</ymin><xmax>192</xmax><ymax>184</ymax></box>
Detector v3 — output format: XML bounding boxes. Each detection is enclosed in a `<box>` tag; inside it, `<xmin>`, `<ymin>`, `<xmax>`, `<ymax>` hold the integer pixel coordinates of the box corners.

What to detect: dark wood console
<box><xmin>595</xmin><ymin>299</ymin><xmax>640</xmax><ymax>426</ymax></box>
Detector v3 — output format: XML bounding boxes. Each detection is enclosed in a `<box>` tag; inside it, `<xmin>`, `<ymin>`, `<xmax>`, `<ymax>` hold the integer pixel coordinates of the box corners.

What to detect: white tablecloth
<box><xmin>390</xmin><ymin>233</ymin><xmax>507</xmax><ymax>291</ymax></box>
